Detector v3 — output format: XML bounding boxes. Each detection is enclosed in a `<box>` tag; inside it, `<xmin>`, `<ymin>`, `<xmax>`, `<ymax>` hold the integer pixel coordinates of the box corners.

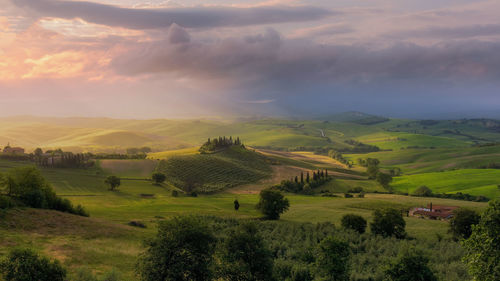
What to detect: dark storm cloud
<box><xmin>111</xmin><ymin>26</ymin><xmax>500</xmax><ymax>85</ymax></box>
<box><xmin>12</xmin><ymin>0</ymin><xmax>333</xmax><ymax>29</ymax></box>
<box><xmin>389</xmin><ymin>24</ymin><xmax>500</xmax><ymax>39</ymax></box>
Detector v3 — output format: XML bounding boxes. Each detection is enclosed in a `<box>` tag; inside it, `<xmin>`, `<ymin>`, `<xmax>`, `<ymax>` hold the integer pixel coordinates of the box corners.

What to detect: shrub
<box><xmin>128</xmin><ymin>221</ymin><xmax>146</xmax><ymax>228</ymax></box>
<box><xmin>0</xmin><ymin>248</ymin><xmax>66</xmax><ymax>281</ymax></box>
<box><xmin>384</xmin><ymin>251</ymin><xmax>437</xmax><ymax>281</ymax></box>
<box><xmin>256</xmin><ymin>188</ymin><xmax>290</xmax><ymax>220</ymax></box>
<box><xmin>449</xmin><ymin>208</ymin><xmax>480</xmax><ymax>240</ymax></box>
<box><xmin>341</xmin><ymin>214</ymin><xmax>367</xmax><ymax>233</ymax></box>
<box><xmin>104</xmin><ymin>175</ymin><xmax>121</xmax><ymax>191</ymax></box>
<box><xmin>136</xmin><ymin>216</ymin><xmax>216</xmax><ymax>281</ymax></box>
<box><xmin>316</xmin><ymin>236</ymin><xmax>350</xmax><ymax>281</ymax></box>
<box><xmin>0</xmin><ymin>195</ymin><xmax>17</xmax><ymax>209</ymax></box>
<box><xmin>357</xmin><ymin>192</ymin><xmax>365</xmax><ymax>198</ymax></box>
<box><xmin>3</xmin><ymin>167</ymin><xmax>88</xmax><ymax>216</ymax></box>
<box><xmin>218</xmin><ymin>223</ymin><xmax>274</xmax><ymax>281</ymax></box>
<box><xmin>412</xmin><ymin>186</ymin><xmax>433</xmax><ymax>197</ymax></box>
<box><xmin>344</xmin><ymin>193</ymin><xmax>353</xmax><ymax>198</ymax></box>
<box><xmin>152</xmin><ymin>172</ymin><xmax>167</xmax><ymax>185</ymax></box>
<box><xmin>462</xmin><ymin>199</ymin><xmax>500</xmax><ymax>281</ymax></box>
<box><xmin>370</xmin><ymin>208</ymin><xmax>406</xmax><ymax>239</ymax></box>
<box><xmin>348</xmin><ymin>187</ymin><xmax>363</xmax><ymax>193</ymax></box>
<box><xmin>171</xmin><ymin>190</ymin><xmax>179</xmax><ymax>197</ymax></box>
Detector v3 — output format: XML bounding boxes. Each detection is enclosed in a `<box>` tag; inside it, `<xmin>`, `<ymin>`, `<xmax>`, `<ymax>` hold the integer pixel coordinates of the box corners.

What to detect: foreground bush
<box><xmin>218</xmin><ymin>222</ymin><xmax>274</xmax><ymax>281</ymax></box>
<box><xmin>462</xmin><ymin>199</ymin><xmax>500</xmax><ymax>281</ymax></box>
<box><xmin>384</xmin><ymin>251</ymin><xmax>437</xmax><ymax>281</ymax></box>
<box><xmin>341</xmin><ymin>214</ymin><xmax>367</xmax><ymax>234</ymax></box>
<box><xmin>136</xmin><ymin>216</ymin><xmax>216</xmax><ymax>281</ymax></box>
<box><xmin>0</xmin><ymin>248</ymin><xmax>66</xmax><ymax>281</ymax></box>
<box><xmin>316</xmin><ymin>236</ymin><xmax>350</xmax><ymax>281</ymax></box>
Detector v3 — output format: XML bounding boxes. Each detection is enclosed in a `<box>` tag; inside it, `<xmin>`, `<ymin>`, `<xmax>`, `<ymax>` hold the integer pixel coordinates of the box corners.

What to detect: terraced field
<box><xmin>155</xmin><ymin>146</ymin><xmax>273</xmax><ymax>192</ymax></box>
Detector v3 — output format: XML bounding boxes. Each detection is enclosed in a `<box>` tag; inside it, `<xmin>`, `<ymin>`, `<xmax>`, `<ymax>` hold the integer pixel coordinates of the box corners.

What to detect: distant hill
<box><xmin>318</xmin><ymin>111</ymin><xmax>390</xmax><ymax>125</ymax></box>
<box><xmin>156</xmin><ymin>146</ymin><xmax>272</xmax><ymax>193</ymax></box>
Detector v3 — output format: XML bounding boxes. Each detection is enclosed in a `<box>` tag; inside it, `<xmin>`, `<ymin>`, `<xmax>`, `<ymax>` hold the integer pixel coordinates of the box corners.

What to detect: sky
<box><xmin>0</xmin><ymin>0</ymin><xmax>500</xmax><ymax>119</ymax></box>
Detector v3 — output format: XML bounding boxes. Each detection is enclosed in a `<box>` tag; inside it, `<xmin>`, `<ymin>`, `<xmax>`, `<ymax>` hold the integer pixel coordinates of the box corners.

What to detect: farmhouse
<box><xmin>3</xmin><ymin>145</ymin><xmax>25</xmax><ymax>154</ymax></box>
<box><xmin>409</xmin><ymin>203</ymin><xmax>458</xmax><ymax>220</ymax></box>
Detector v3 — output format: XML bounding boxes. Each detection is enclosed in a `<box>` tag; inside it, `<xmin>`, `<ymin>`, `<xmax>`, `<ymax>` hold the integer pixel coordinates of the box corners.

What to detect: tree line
<box><xmin>199</xmin><ymin>136</ymin><xmax>244</xmax><ymax>153</ymax></box>
<box><xmin>273</xmin><ymin>169</ymin><xmax>330</xmax><ymax>194</ymax></box>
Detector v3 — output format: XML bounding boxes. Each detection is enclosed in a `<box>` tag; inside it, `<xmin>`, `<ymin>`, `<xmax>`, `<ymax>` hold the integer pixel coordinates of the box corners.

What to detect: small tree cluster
<box><xmin>199</xmin><ymin>136</ymin><xmax>243</xmax><ymax>153</ymax></box>
<box><xmin>126</xmin><ymin>147</ymin><xmax>152</xmax><ymax>155</ymax></box>
<box><xmin>1</xmin><ymin>167</ymin><xmax>88</xmax><ymax>216</ymax></box>
<box><xmin>35</xmin><ymin>148</ymin><xmax>94</xmax><ymax>168</ymax></box>
<box><xmin>274</xmin><ymin>170</ymin><xmax>330</xmax><ymax>194</ymax></box>
<box><xmin>328</xmin><ymin>150</ymin><xmax>352</xmax><ymax>168</ymax></box>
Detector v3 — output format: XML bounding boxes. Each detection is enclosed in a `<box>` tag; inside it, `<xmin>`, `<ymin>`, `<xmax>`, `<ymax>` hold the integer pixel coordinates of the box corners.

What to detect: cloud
<box><xmin>289</xmin><ymin>23</ymin><xmax>354</xmax><ymax>39</ymax></box>
<box><xmin>13</xmin><ymin>0</ymin><xmax>333</xmax><ymax>29</ymax></box>
<box><xmin>388</xmin><ymin>24</ymin><xmax>500</xmax><ymax>39</ymax></box>
<box><xmin>111</xmin><ymin>26</ymin><xmax>500</xmax><ymax>86</ymax></box>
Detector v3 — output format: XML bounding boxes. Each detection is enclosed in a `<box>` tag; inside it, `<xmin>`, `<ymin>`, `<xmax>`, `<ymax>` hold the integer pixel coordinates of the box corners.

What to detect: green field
<box><xmin>1</xmin><ymin>114</ymin><xmax>499</xmax><ymax>280</ymax></box>
<box><xmin>392</xmin><ymin>169</ymin><xmax>500</xmax><ymax>199</ymax></box>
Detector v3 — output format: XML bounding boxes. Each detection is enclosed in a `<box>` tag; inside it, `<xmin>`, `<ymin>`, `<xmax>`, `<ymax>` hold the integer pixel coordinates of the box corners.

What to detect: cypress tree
<box><xmin>294</xmin><ymin>176</ymin><xmax>298</xmax><ymax>183</ymax></box>
<box><xmin>306</xmin><ymin>172</ymin><xmax>310</xmax><ymax>183</ymax></box>
<box><xmin>300</xmin><ymin>172</ymin><xmax>304</xmax><ymax>184</ymax></box>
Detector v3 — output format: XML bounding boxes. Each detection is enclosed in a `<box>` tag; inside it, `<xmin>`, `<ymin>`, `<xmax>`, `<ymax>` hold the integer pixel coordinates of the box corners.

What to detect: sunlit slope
<box><xmin>1</xmin><ymin>115</ymin><xmax>499</xmax><ymax>153</ymax></box>
<box><xmin>155</xmin><ymin>146</ymin><xmax>272</xmax><ymax>193</ymax></box>
<box><xmin>392</xmin><ymin>169</ymin><xmax>500</xmax><ymax>199</ymax></box>
<box><xmin>348</xmin><ymin>144</ymin><xmax>500</xmax><ymax>174</ymax></box>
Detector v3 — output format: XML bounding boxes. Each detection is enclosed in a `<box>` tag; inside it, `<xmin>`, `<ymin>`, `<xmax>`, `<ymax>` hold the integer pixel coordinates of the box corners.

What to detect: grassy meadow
<box><xmin>0</xmin><ymin>113</ymin><xmax>499</xmax><ymax>280</ymax></box>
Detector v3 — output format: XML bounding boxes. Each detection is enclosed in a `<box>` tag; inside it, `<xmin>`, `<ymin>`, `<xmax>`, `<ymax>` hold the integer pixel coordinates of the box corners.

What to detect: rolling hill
<box><xmin>155</xmin><ymin>146</ymin><xmax>273</xmax><ymax>193</ymax></box>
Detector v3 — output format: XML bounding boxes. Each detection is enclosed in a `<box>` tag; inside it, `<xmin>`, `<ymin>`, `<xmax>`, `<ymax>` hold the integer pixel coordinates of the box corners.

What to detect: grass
<box><xmin>98</xmin><ymin>159</ymin><xmax>158</xmax><ymax>178</ymax></box>
<box><xmin>392</xmin><ymin>169</ymin><xmax>500</xmax><ymax>198</ymax></box>
<box><xmin>347</xmin><ymin>144</ymin><xmax>500</xmax><ymax>174</ymax></box>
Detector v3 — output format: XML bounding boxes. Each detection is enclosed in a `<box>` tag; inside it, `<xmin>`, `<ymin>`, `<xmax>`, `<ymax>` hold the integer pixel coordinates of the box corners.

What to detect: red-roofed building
<box><xmin>410</xmin><ymin>203</ymin><xmax>458</xmax><ymax>220</ymax></box>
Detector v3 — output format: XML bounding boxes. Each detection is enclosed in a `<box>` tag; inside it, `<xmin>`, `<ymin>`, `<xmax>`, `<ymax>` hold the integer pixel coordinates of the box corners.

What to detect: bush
<box><xmin>136</xmin><ymin>216</ymin><xmax>216</xmax><ymax>281</ymax></box>
<box><xmin>344</xmin><ymin>193</ymin><xmax>353</xmax><ymax>198</ymax></box>
<box><xmin>3</xmin><ymin>167</ymin><xmax>88</xmax><ymax>216</ymax></box>
<box><xmin>152</xmin><ymin>172</ymin><xmax>167</xmax><ymax>185</ymax></box>
<box><xmin>0</xmin><ymin>195</ymin><xmax>17</xmax><ymax>209</ymax></box>
<box><xmin>463</xmin><ymin>199</ymin><xmax>500</xmax><ymax>281</ymax></box>
<box><xmin>218</xmin><ymin>222</ymin><xmax>274</xmax><ymax>281</ymax></box>
<box><xmin>370</xmin><ymin>208</ymin><xmax>406</xmax><ymax>239</ymax></box>
<box><xmin>449</xmin><ymin>208</ymin><xmax>480</xmax><ymax>240</ymax></box>
<box><xmin>412</xmin><ymin>186</ymin><xmax>433</xmax><ymax>197</ymax></box>
<box><xmin>348</xmin><ymin>187</ymin><xmax>363</xmax><ymax>193</ymax></box>
<box><xmin>0</xmin><ymin>248</ymin><xmax>66</xmax><ymax>281</ymax></box>
<box><xmin>128</xmin><ymin>221</ymin><xmax>146</xmax><ymax>228</ymax></box>
<box><xmin>104</xmin><ymin>175</ymin><xmax>121</xmax><ymax>191</ymax></box>
<box><xmin>357</xmin><ymin>192</ymin><xmax>365</xmax><ymax>198</ymax></box>
<box><xmin>316</xmin><ymin>236</ymin><xmax>350</xmax><ymax>281</ymax></box>
<box><xmin>341</xmin><ymin>214</ymin><xmax>367</xmax><ymax>233</ymax></box>
<box><xmin>384</xmin><ymin>251</ymin><xmax>437</xmax><ymax>281</ymax></box>
<box><xmin>257</xmin><ymin>188</ymin><xmax>290</xmax><ymax>220</ymax></box>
